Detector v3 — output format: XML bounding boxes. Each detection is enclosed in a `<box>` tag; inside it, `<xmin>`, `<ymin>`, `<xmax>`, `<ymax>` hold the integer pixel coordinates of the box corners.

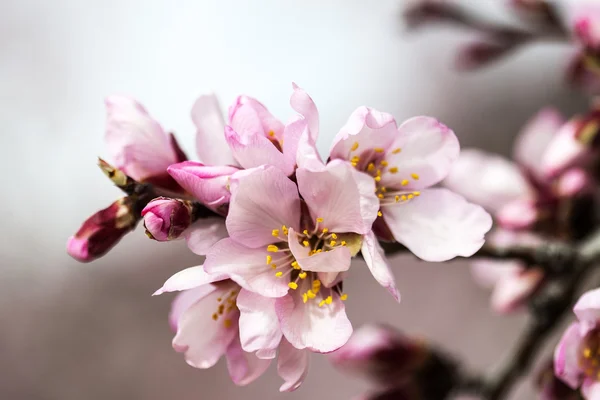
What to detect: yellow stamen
<box><xmin>325</xmin><ymin>296</ymin><xmax>333</xmax><ymax>304</ymax></box>
<box><xmin>408</xmin><ymin>194</ymin><xmax>414</xmax><ymax>200</ymax></box>
<box><xmin>212</xmin><ymin>313</ymin><xmax>218</xmax><ymax>321</ymax></box>
<box><xmin>302</xmin><ymin>293</ymin><xmax>308</xmax><ymax>303</ymax></box>
<box><xmin>374</xmin><ymin>176</ymin><xmax>381</xmax><ymax>182</ymax></box>
<box><xmin>282</xmin><ymin>225</ymin><xmax>289</xmax><ymax>235</ymax></box>
<box><xmin>312</xmin><ymin>280</ymin><xmax>321</xmax><ymax>290</ymax></box>
<box><xmin>316</xmin><ymin>217</ymin><xmax>324</xmax><ymax>223</ymax></box>
<box><xmin>330</xmin><ymin>240</ymin><xmax>337</xmax><ymax>246</ymax></box>
<box><xmin>268</xmin><ymin>130</ymin><xmax>275</xmax><ymax>137</ymax></box>
<box><xmin>414</xmin><ymin>191</ymin><xmax>421</xmax><ymax>196</ymax></box>
<box><xmin>411</xmin><ymin>173</ymin><xmax>420</xmax><ymax>180</ymax></box>
<box><xmin>275</xmin><ymin>271</ymin><xmax>283</xmax><ymax>277</ymax></box>
<box><xmin>319</xmin><ymin>299</ymin><xmax>327</xmax><ymax>307</ymax></box>
<box><xmin>341</xmin><ymin>240</ymin><xmax>347</xmax><ymax>246</ymax></box>
<box><xmin>303</xmin><ymin>240</ymin><xmax>310</xmax><ymax>247</ymax></box>
<box><xmin>351</xmin><ymin>155</ymin><xmax>360</xmax><ymax>164</ymax></box>
<box><xmin>224</xmin><ymin>319</ymin><xmax>232</xmax><ymax>328</ymax></box>
<box><xmin>377</xmin><ymin>211</ymin><xmax>383</xmax><ymax>217</ymax></box>
<box><xmin>288</xmin><ymin>282</ymin><xmax>298</xmax><ymax>290</ymax></box>
<box><xmin>392</xmin><ymin>148</ymin><xmax>401</xmax><ymax>154</ymax></box>
<box><xmin>331</xmin><ymin>233</ymin><xmax>338</xmax><ymax>239</ymax></box>
<box><xmin>340</xmin><ymin>294</ymin><xmax>348</xmax><ymax>301</ymax></box>
<box><xmin>585</xmin><ymin>348</ymin><xmax>593</xmax><ymax>358</ymax></box>
<box><xmin>351</xmin><ymin>142</ymin><xmax>359</xmax><ymax>151</ymax></box>
<box><xmin>322</xmin><ymin>228</ymin><xmax>329</xmax><ymax>234</ymax></box>
<box><xmin>291</xmin><ymin>261</ymin><xmax>300</xmax><ymax>269</ymax></box>
<box><xmin>307</xmin><ymin>290</ymin><xmax>317</xmax><ymax>299</ymax></box>
<box><xmin>377</xmin><ymin>193</ymin><xmax>384</xmax><ymax>199</ymax></box>
<box><xmin>401</xmin><ymin>195</ymin><xmax>407</xmax><ymax>201</ymax></box>
<box><xmin>389</xmin><ymin>167</ymin><xmax>398</xmax><ymax>174</ymax></box>
<box><xmin>266</xmin><ymin>255</ymin><xmax>272</xmax><ymax>265</ymax></box>
<box><xmin>271</xmin><ymin>229</ymin><xmax>280</xmax><ymax>237</ymax></box>
<box><xmin>380</xmin><ymin>187</ymin><xmax>387</xmax><ymax>193</ymax></box>
<box><xmin>367</xmin><ymin>163</ymin><xmax>375</xmax><ymax>172</ymax></box>
<box><xmin>395</xmin><ymin>195</ymin><xmax>400</xmax><ymax>202</ymax></box>
<box><xmin>271</xmin><ymin>263</ymin><xmax>277</xmax><ymax>269</ymax></box>
<box><xmin>299</xmin><ymin>272</ymin><xmax>307</xmax><ymax>279</ymax></box>
<box><xmin>380</xmin><ymin>160</ymin><xmax>389</xmax><ymax>167</ymax></box>
<box><xmin>217</xmin><ymin>298</ymin><xmax>222</xmax><ymax>302</ymax></box>
<box><xmin>401</xmin><ymin>179</ymin><xmax>409</xmax><ymax>186</ymax></box>
<box><xmin>374</xmin><ymin>148</ymin><xmax>384</xmax><ymax>153</ymax></box>
<box><xmin>267</xmin><ymin>244</ymin><xmax>279</xmax><ymax>252</ymax></box>
<box><xmin>303</xmin><ymin>229</ymin><xmax>309</xmax><ymax>235</ymax></box>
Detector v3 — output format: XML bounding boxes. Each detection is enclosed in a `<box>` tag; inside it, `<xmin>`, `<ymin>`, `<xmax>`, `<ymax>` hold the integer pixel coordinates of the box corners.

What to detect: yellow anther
<box><xmin>340</xmin><ymin>294</ymin><xmax>348</xmax><ymax>301</ymax></box>
<box><xmin>585</xmin><ymin>348</ymin><xmax>593</xmax><ymax>358</ymax></box>
<box><xmin>411</xmin><ymin>173</ymin><xmax>420</xmax><ymax>180</ymax></box>
<box><xmin>224</xmin><ymin>319</ymin><xmax>232</xmax><ymax>328</ymax></box>
<box><xmin>266</xmin><ymin>255</ymin><xmax>272</xmax><ymax>265</ymax></box>
<box><xmin>299</xmin><ymin>272</ymin><xmax>307</xmax><ymax>279</ymax></box>
<box><xmin>380</xmin><ymin>187</ymin><xmax>387</xmax><ymax>193</ymax></box>
<box><xmin>351</xmin><ymin>155</ymin><xmax>360</xmax><ymax>164</ymax></box>
<box><xmin>303</xmin><ymin>240</ymin><xmax>310</xmax><ymax>247</ymax></box>
<box><xmin>218</xmin><ymin>304</ymin><xmax>225</xmax><ymax>314</ymax></box>
<box><xmin>351</xmin><ymin>142</ymin><xmax>359</xmax><ymax>151</ymax></box>
<box><xmin>401</xmin><ymin>179</ymin><xmax>409</xmax><ymax>186</ymax></box>
<box><xmin>377</xmin><ymin>193</ymin><xmax>384</xmax><ymax>199</ymax></box>
<box><xmin>380</xmin><ymin>160</ymin><xmax>389</xmax><ymax>167</ymax></box>
<box><xmin>313</xmin><ymin>279</ymin><xmax>321</xmax><ymax>288</ymax></box>
<box><xmin>414</xmin><ymin>191</ymin><xmax>421</xmax><ymax>196</ymax></box>
<box><xmin>291</xmin><ymin>261</ymin><xmax>300</xmax><ymax>269</ymax></box>
<box><xmin>376</xmin><ymin>169</ymin><xmax>382</xmax><ymax>176</ymax></box>
<box><xmin>275</xmin><ymin>271</ymin><xmax>283</xmax><ymax>278</ymax></box>
<box><xmin>319</xmin><ymin>299</ymin><xmax>327</xmax><ymax>307</ymax></box>
<box><xmin>271</xmin><ymin>263</ymin><xmax>277</xmax><ymax>269</ymax></box>
<box><xmin>330</xmin><ymin>240</ymin><xmax>337</xmax><ymax>246</ymax></box>
<box><xmin>374</xmin><ymin>176</ymin><xmax>381</xmax><ymax>182</ymax></box>
<box><xmin>267</xmin><ymin>244</ymin><xmax>279</xmax><ymax>252</ymax></box>
<box><xmin>351</xmin><ymin>162</ymin><xmax>358</xmax><ymax>167</ymax></box>
<box><xmin>401</xmin><ymin>195</ymin><xmax>407</xmax><ymax>201</ymax></box>
<box><xmin>268</xmin><ymin>130</ymin><xmax>275</xmax><ymax>137</ymax></box>
<box><xmin>316</xmin><ymin>217</ymin><xmax>324</xmax><ymax>223</ymax></box>
<box><xmin>307</xmin><ymin>290</ymin><xmax>317</xmax><ymax>299</ymax></box>
<box><xmin>282</xmin><ymin>225</ymin><xmax>289</xmax><ymax>235</ymax></box>
<box><xmin>316</xmin><ymin>249</ymin><xmax>323</xmax><ymax>253</ymax></box>
<box><xmin>367</xmin><ymin>163</ymin><xmax>375</xmax><ymax>172</ymax></box>
<box><xmin>389</xmin><ymin>167</ymin><xmax>398</xmax><ymax>174</ymax></box>
<box><xmin>217</xmin><ymin>298</ymin><xmax>222</xmax><ymax>302</ymax></box>
<box><xmin>331</xmin><ymin>233</ymin><xmax>338</xmax><ymax>239</ymax></box>
<box><xmin>392</xmin><ymin>148</ymin><xmax>401</xmax><ymax>154</ymax></box>
<box><xmin>341</xmin><ymin>240</ymin><xmax>347</xmax><ymax>246</ymax></box>
<box><xmin>272</xmin><ymin>229</ymin><xmax>280</xmax><ymax>237</ymax></box>
<box><xmin>302</xmin><ymin>293</ymin><xmax>308</xmax><ymax>303</ymax></box>
<box><xmin>212</xmin><ymin>313</ymin><xmax>218</xmax><ymax>321</ymax></box>
<box><xmin>288</xmin><ymin>282</ymin><xmax>298</xmax><ymax>290</ymax></box>
<box><xmin>374</xmin><ymin>148</ymin><xmax>384</xmax><ymax>153</ymax></box>
<box><xmin>303</xmin><ymin>229</ymin><xmax>309</xmax><ymax>235</ymax></box>
<box><xmin>325</xmin><ymin>296</ymin><xmax>333</xmax><ymax>304</ymax></box>
<box><xmin>322</xmin><ymin>228</ymin><xmax>329</xmax><ymax>234</ymax></box>
<box><xmin>377</xmin><ymin>211</ymin><xmax>383</xmax><ymax>217</ymax></box>
<box><xmin>408</xmin><ymin>194</ymin><xmax>414</xmax><ymax>200</ymax></box>
<box><xmin>395</xmin><ymin>195</ymin><xmax>400</xmax><ymax>202</ymax></box>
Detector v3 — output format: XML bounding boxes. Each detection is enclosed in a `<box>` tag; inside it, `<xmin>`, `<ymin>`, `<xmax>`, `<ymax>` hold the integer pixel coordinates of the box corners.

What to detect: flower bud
<box><xmin>67</xmin><ymin>197</ymin><xmax>138</xmax><ymax>262</ymax></box>
<box><xmin>141</xmin><ymin>197</ymin><xmax>192</xmax><ymax>241</ymax></box>
<box><xmin>573</xmin><ymin>6</ymin><xmax>600</xmax><ymax>53</ymax></box>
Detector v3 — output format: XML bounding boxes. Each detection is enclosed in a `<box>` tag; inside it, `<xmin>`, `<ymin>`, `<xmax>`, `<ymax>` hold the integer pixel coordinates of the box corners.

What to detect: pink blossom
<box><xmin>154</xmin><ymin>267</ymin><xmax>309</xmax><ymax>391</ymax></box>
<box><xmin>554</xmin><ymin>288</ymin><xmax>600</xmax><ymax>398</ymax></box>
<box><xmin>104</xmin><ymin>96</ymin><xmax>186</xmax><ymax>187</ymax></box>
<box><xmin>329</xmin><ymin>108</ymin><xmax>492</xmax><ymax>262</ymax></box>
<box><xmin>67</xmin><ymin>197</ymin><xmax>138</xmax><ymax>262</ymax></box>
<box><xmin>204</xmin><ymin>162</ymin><xmax>392</xmax><ymax>353</ymax></box>
<box><xmin>141</xmin><ymin>197</ymin><xmax>193</xmax><ymax>241</ymax></box>
<box><xmin>570</xmin><ymin>3</ymin><xmax>600</xmax><ymax>52</ymax></box>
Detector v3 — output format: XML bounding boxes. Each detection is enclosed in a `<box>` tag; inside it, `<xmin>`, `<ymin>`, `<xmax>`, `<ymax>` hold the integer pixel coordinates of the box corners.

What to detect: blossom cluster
<box><xmin>67</xmin><ymin>84</ymin><xmax>493</xmax><ymax>391</ymax></box>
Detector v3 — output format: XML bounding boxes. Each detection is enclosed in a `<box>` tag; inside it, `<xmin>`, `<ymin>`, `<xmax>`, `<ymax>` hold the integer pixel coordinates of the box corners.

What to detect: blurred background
<box><xmin>0</xmin><ymin>0</ymin><xmax>589</xmax><ymax>399</ymax></box>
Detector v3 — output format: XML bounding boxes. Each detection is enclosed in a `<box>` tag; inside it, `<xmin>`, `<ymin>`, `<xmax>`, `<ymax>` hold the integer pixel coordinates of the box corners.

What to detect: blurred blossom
<box><xmin>554</xmin><ymin>288</ymin><xmax>600</xmax><ymax>398</ymax></box>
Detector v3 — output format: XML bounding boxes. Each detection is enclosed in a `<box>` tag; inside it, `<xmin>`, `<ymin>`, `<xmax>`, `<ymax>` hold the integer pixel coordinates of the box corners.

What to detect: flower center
<box><xmin>211</xmin><ymin>287</ymin><xmax>238</xmax><ymax>329</ymax></box>
<box><xmin>579</xmin><ymin>328</ymin><xmax>600</xmax><ymax>379</ymax></box>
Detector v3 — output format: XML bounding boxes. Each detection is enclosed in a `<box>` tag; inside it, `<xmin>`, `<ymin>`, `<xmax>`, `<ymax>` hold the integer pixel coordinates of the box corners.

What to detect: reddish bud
<box><xmin>141</xmin><ymin>197</ymin><xmax>192</xmax><ymax>241</ymax></box>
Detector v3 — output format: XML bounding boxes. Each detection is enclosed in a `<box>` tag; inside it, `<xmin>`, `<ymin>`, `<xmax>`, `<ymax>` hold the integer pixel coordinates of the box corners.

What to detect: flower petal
<box><xmin>229</xmin><ymin>95</ymin><xmax>285</xmax><ymax>141</ymax></box>
<box><xmin>226</xmin><ymin>166</ymin><xmax>301</xmax><ymax>248</ymax></box>
<box><xmin>237</xmin><ymin>289</ymin><xmax>282</xmax><ymax>359</ymax></box>
<box><xmin>443</xmin><ymin>149</ymin><xmax>531</xmax><ymax>212</ymax></box>
<box><xmin>169</xmin><ymin>286</ymin><xmax>215</xmax><ymax>332</ymax></box>
<box><xmin>383</xmin><ymin>188</ymin><xmax>492</xmax><ymax>262</ymax></box>
<box><xmin>290</xmin><ymin>83</ymin><xmax>319</xmax><ymax>142</ymax></box>
<box><xmin>554</xmin><ymin>322</ymin><xmax>584</xmax><ymax>389</ymax></box>
<box><xmin>278</xmin><ymin>338</ymin><xmax>310</xmax><ymax>392</ymax></box>
<box><xmin>295</xmin><ymin>121</ymin><xmax>326</xmax><ymax>171</ymax></box>
<box><xmin>361</xmin><ymin>231</ymin><xmax>400</xmax><ymax>302</ymax></box>
<box><xmin>542</xmin><ymin>121</ymin><xmax>589</xmax><ymax>179</ymax></box>
<box><xmin>495</xmin><ymin>198</ymin><xmax>538</xmax><ymax>230</ymax></box>
<box><xmin>105</xmin><ymin>96</ymin><xmax>177</xmax><ymax>181</ymax></box>
<box><xmin>225</xmin><ymin>335</ymin><xmax>272</xmax><ymax>386</ymax></box>
<box><xmin>513</xmin><ymin>108</ymin><xmax>563</xmax><ymax>182</ymax></box>
<box><xmin>153</xmin><ymin>265</ymin><xmax>228</xmax><ymax>295</ymax></box>
<box><xmin>329</xmin><ymin>107</ymin><xmax>398</xmax><ymax>162</ymax></box>
<box><xmin>381</xmin><ymin>116</ymin><xmax>459</xmax><ymax>190</ymax></box>
<box><xmin>172</xmin><ymin>281</ymin><xmax>240</xmax><ymax>369</ymax></box>
<box><xmin>297</xmin><ymin>160</ymin><xmax>378</xmax><ymax>234</ymax></box>
<box><xmin>281</xmin><ymin>118</ymin><xmax>306</xmax><ymax>174</ymax></box>
<box><xmin>184</xmin><ymin>218</ymin><xmax>229</xmax><ymax>256</ymax></box>
<box><xmin>191</xmin><ymin>94</ymin><xmax>236</xmax><ymax>166</ymax></box>
<box><xmin>276</xmin><ymin>281</ymin><xmax>353</xmax><ymax>353</ymax></box>
<box><xmin>574</xmin><ymin>288</ymin><xmax>600</xmax><ymax>331</ymax></box>
<box><xmin>167</xmin><ymin>162</ymin><xmax>239</xmax><ymax>209</ymax></box>
<box><xmin>204</xmin><ymin>238</ymin><xmax>290</xmax><ymax>298</ymax></box>
<box><xmin>470</xmin><ymin>259</ymin><xmax>522</xmax><ymax>289</ymax></box>
<box><xmin>288</xmin><ymin>228</ymin><xmax>351</xmax><ymax>273</ymax></box>
<box><xmin>582</xmin><ymin>379</ymin><xmax>600</xmax><ymax>399</ymax></box>
<box><xmin>225</xmin><ymin>125</ymin><xmax>290</xmax><ymax>174</ymax></box>
<box><xmin>490</xmin><ymin>267</ymin><xmax>544</xmax><ymax>314</ymax></box>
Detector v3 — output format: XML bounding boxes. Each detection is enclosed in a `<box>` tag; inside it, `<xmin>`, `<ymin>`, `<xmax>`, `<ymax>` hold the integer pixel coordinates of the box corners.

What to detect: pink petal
<box><xmin>288</xmin><ymin>228</ymin><xmax>351</xmax><ymax>273</ymax></box>
<box><xmin>105</xmin><ymin>96</ymin><xmax>177</xmax><ymax>181</ymax></box>
<box><xmin>380</xmin><ymin>116</ymin><xmax>460</xmax><ymax>190</ymax></box>
<box><xmin>443</xmin><ymin>149</ymin><xmax>531</xmax><ymax>213</ymax></box>
<box><xmin>225</xmin><ymin>336</ymin><xmax>272</xmax><ymax>386</ymax></box>
<box><xmin>318</xmin><ymin>272</ymin><xmax>344</xmax><ymax>288</ymax></box>
<box><xmin>582</xmin><ymin>379</ymin><xmax>600</xmax><ymax>399</ymax></box>
<box><xmin>278</xmin><ymin>338</ymin><xmax>310</xmax><ymax>392</ymax></box>
<box><xmin>153</xmin><ymin>265</ymin><xmax>228</xmax><ymax>295</ymax></box>
<box><xmin>383</xmin><ymin>188</ymin><xmax>492</xmax><ymax>262</ymax></box>
<box><xmin>296</xmin><ymin>160</ymin><xmax>378</xmax><ymax>234</ymax></box>
<box><xmin>490</xmin><ymin>267</ymin><xmax>544</xmax><ymax>314</ymax></box>
<box><xmin>204</xmin><ymin>238</ymin><xmax>290</xmax><ymax>298</ymax></box>
<box><xmin>574</xmin><ymin>288</ymin><xmax>600</xmax><ymax>331</ymax></box>
<box><xmin>295</xmin><ymin>121</ymin><xmax>326</xmax><ymax>171</ymax></box>
<box><xmin>225</xmin><ymin>125</ymin><xmax>291</xmax><ymax>175</ymax></box>
<box><xmin>281</xmin><ymin>118</ymin><xmax>306</xmax><ymax>174</ymax></box>
<box><xmin>169</xmin><ymin>286</ymin><xmax>215</xmax><ymax>332</ymax></box>
<box><xmin>361</xmin><ymin>231</ymin><xmax>400</xmax><ymax>302</ymax></box>
<box><xmin>184</xmin><ymin>218</ymin><xmax>229</xmax><ymax>256</ymax></box>
<box><xmin>191</xmin><ymin>94</ymin><xmax>237</xmax><ymax>166</ymax></box>
<box><xmin>554</xmin><ymin>322</ymin><xmax>584</xmax><ymax>389</ymax></box>
<box><xmin>226</xmin><ymin>166</ymin><xmax>301</xmax><ymax>248</ymax></box>
<box><xmin>495</xmin><ymin>198</ymin><xmax>538</xmax><ymax>230</ymax></box>
<box><xmin>557</xmin><ymin>168</ymin><xmax>592</xmax><ymax>197</ymax></box>
<box><xmin>470</xmin><ymin>259</ymin><xmax>522</xmax><ymax>289</ymax></box>
<box><xmin>276</xmin><ymin>281</ymin><xmax>353</xmax><ymax>353</ymax></box>
<box><xmin>329</xmin><ymin>107</ymin><xmax>398</xmax><ymax>162</ymax></box>
<box><xmin>167</xmin><ymin>162</ymin><xmax>239</xmax><ymax>209</ymax></box>
<box><xmin>542</xmin><ymin>121</ymin><xmax>588</xmax><ymax>179</ymax></box>
<box><xmin>229</xmin><ymin>95</ymin><xmax>285</xmax><ymax>141</ymax></box>
<box><xmin>513</xmin><ymin>108</ymin><xmax>564</xmax><ymax>182</ymax></box>
<box><xmin>237</xmin><ymin>289</ymin><xmax>282</xmax><ymax>359</ymax></box>
<box><xmin>172</xmin><ymin>281</ymin><xmax>240</xmax><ymax>369</ymax></box>
<box><xmin>290</xmin><ymin>83</ymin><xmax>319</xmax><ymax>142</ymax></box>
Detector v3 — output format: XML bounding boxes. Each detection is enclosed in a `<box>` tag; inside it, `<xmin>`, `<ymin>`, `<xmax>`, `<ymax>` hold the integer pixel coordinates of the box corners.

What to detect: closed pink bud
<box><xmin>142</xmin><ymin>197</ymin><xmax>192</xmax><ymax>241</ymax></box>
<box><xmin>67</xmin><ymin>198</ymin><xmax>137</xmax><ymax>262</ymax></box>
<box><xmin>573</xmin><ymin>8</ymin><xmax>600</xmax><ymax>52</ymax></box>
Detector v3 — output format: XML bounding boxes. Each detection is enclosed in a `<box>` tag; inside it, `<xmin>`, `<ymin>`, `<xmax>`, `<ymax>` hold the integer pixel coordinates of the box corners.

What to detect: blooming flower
<box><xmin>327</xmin><ymin>107</ymin><xmax>492</xmax><ymax>262</ymax></box>
<box><xmin>554</xmin><ymin>288</ymin><xmax>600</xmax><ymax>398</ymax></box>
